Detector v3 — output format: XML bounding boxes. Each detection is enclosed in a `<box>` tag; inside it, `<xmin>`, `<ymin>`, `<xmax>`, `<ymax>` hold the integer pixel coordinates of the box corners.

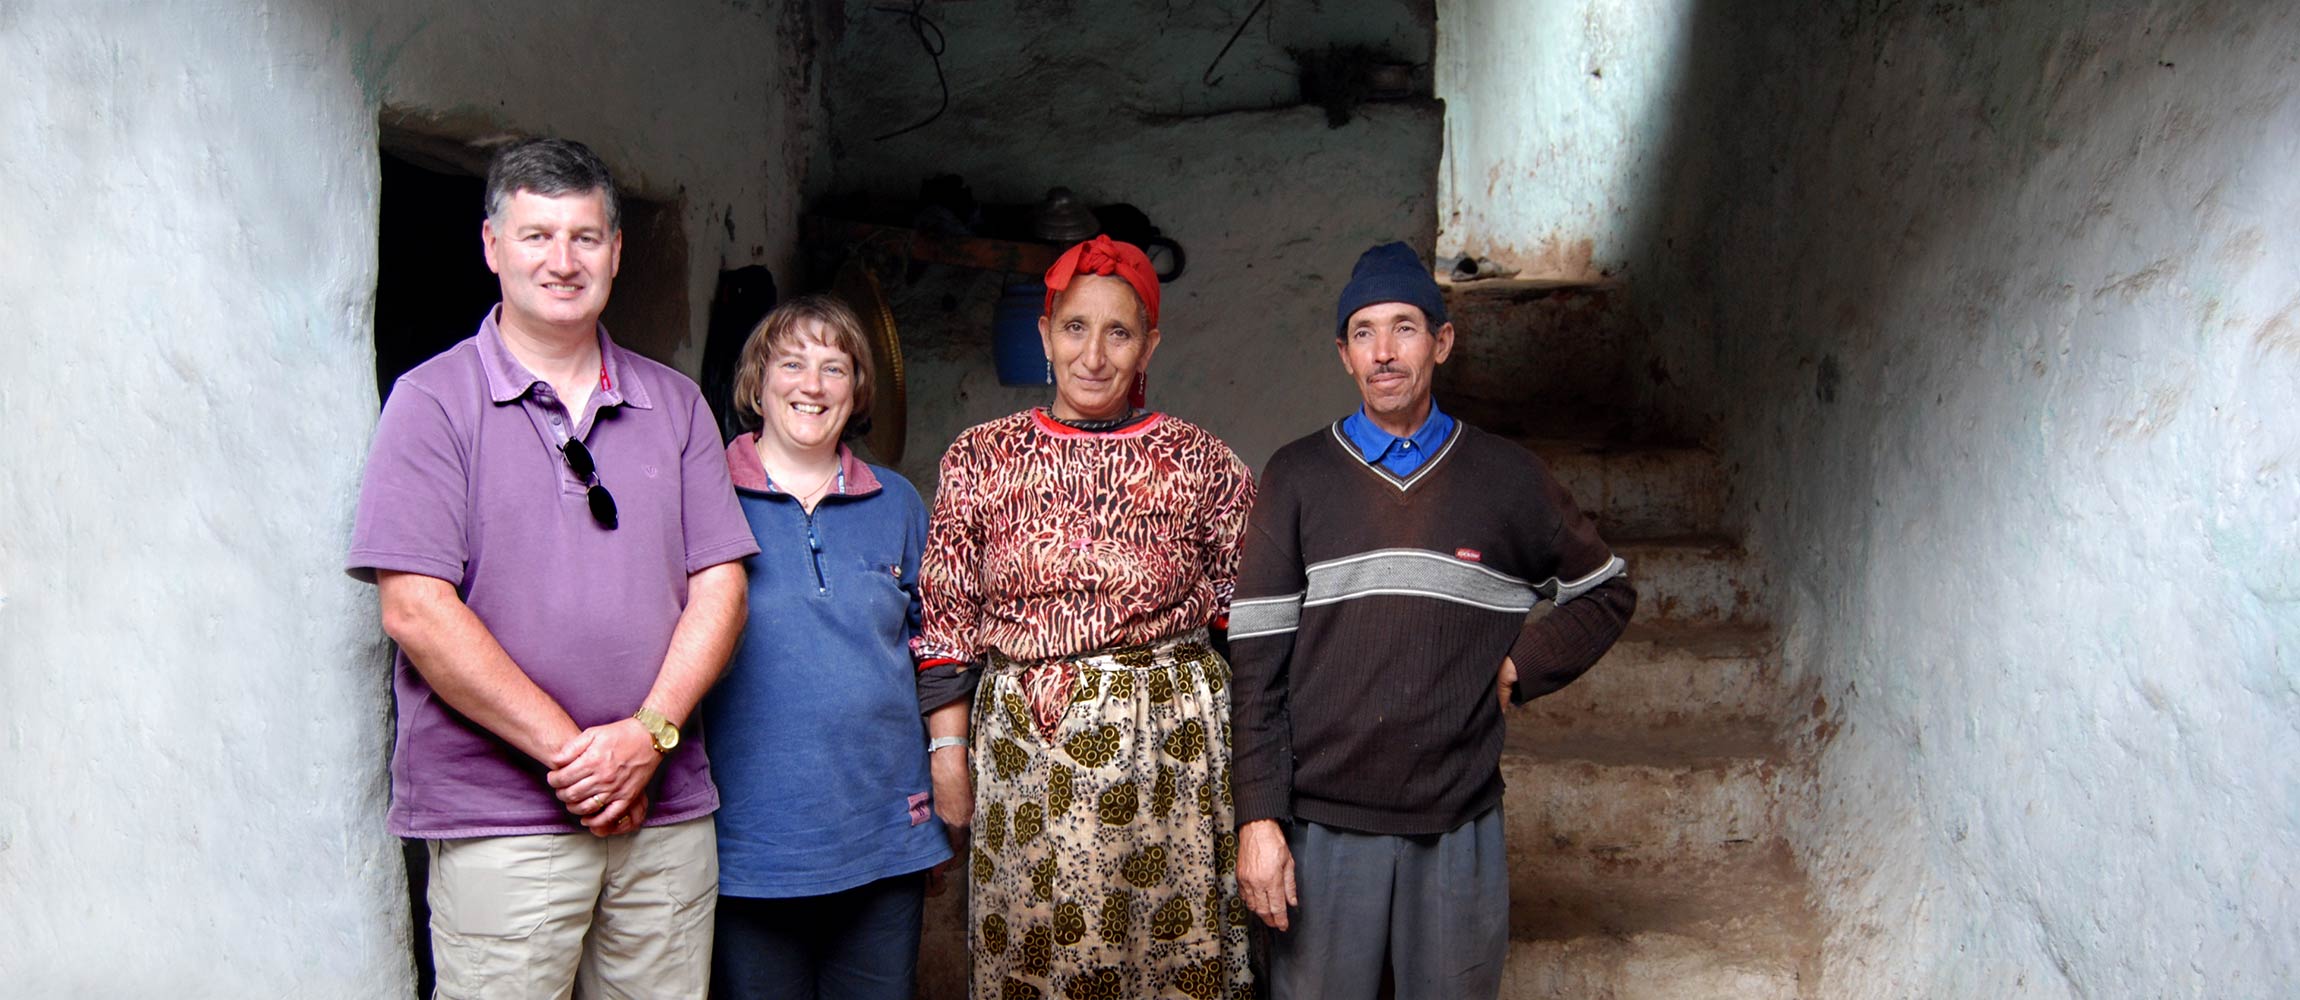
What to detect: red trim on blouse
<box><xmin>1028</xmin><ymin>408</ymin><xmax>1167</xmax><ymax>440</ymax></box>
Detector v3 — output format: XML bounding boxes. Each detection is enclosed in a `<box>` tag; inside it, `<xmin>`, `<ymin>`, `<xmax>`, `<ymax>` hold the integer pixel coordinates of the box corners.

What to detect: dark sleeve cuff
<box><xmin>1233</xmin><ymin>800</ymin><xmax>1291</xmax><ymax>828</ymax></box>
<box><xmin>1232</xmin><ymin>786</ymin><xmax>1288</xmax><ymax>827</ymax></box>
<box><xmin>917</xmin><ymin>662</ymin><xmax>980</xmax><ymax>715</ymax></box>
<box><xmin>1509</xmin><ymin>576</ymin><xmax>1637</xmax><ymax>703</ymax></box>
<box><xmin>1231</xmin><ymin>774</ymin><xmax>1293</xmax><ymax>828</ymax></box>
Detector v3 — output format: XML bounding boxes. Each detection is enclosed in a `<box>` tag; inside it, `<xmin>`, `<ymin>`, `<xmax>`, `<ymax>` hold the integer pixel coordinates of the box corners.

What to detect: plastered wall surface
<box><xmin>820</xmin><ymin>0</ymin><xmax>1442</xmax><ymax>482</ymax></box>
<box><xmin>0</xmin><ymin>2</ymin><xmax>810</xmax><ymax>993</ymax></box>
<box><xmin>1435</xmin><ymin>0</ymin><xmax>1696</xmax><ymax>280</ymax></box>
<box><xmin>1573</xmin><ymin>1</ymin><xmax>2300</xmax><ymax>994</ymax></box>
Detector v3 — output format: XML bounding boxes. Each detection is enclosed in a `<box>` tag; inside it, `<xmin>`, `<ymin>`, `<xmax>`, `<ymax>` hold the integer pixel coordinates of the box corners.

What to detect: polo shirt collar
<box><xmin>1340</xmin><ymin>402</ymin><xmax>1453</xmax><ymax>465</ymax></box>
<box><xmin>475</xmin><ymin>306</ymin><xmax>653</xmax><ymax>411</ymax></box>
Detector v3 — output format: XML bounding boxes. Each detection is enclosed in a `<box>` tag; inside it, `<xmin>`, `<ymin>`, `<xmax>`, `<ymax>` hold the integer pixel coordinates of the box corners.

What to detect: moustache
<box><xmin>1370</xmin><ymin>365</ymin><xmax>1406</xmax><ymax>378</ymax></box>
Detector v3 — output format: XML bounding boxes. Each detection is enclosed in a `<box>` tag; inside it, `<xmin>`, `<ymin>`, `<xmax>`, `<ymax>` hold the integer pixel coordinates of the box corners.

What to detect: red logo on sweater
<box><xmin>1455</xmin><ymin>548</ymin><xmax>1483</xmax><ymax>563</ymax></box>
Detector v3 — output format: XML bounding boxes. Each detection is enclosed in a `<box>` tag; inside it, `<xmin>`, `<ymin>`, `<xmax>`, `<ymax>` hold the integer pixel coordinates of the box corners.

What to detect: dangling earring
<box><xmin>1045</xmin><ymin>357</ymin><xmax>1054</xmax><ymax>384</ymax></box>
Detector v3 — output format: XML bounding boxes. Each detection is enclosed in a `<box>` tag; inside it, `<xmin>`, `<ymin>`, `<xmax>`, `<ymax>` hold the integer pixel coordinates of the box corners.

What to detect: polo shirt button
<box><xmin>550</xmin><ymin>415</ymin><xmax>563</xmax><ymax>427</ymax></box>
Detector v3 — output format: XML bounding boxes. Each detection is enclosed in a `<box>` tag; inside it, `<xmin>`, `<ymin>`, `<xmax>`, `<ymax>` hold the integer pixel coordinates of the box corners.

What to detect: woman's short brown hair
<box><xmin>732</xmin><ymin>294</ymin><xmax>877</xmax><ymax>440</ymax></box>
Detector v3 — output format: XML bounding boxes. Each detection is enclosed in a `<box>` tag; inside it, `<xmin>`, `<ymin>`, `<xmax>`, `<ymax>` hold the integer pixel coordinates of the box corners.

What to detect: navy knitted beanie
<box><xmin>1334</xmin><ymin>241</ymin><xmax>1447</xmax><ymax>338</ymax></box>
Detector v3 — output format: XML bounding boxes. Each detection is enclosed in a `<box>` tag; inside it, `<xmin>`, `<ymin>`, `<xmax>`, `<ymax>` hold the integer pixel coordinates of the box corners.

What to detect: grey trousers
<box><xmin>1267</xmin><ymin>806</ymin><xmax>1508</xmax><ymax>1000</ymax></box>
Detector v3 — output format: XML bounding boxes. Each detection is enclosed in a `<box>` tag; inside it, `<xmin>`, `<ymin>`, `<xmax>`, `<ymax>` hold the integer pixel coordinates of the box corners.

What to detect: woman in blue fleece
<box><xmin>702</xmin><ymin>294</ymin><xmax>950</xmax><ymax>1000</ymax></box>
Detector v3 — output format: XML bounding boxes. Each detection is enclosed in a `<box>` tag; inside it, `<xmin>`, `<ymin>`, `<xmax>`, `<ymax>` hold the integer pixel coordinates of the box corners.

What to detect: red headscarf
<box><xmin>1043</xmin><ymin>236</ymin><xmax>1161</xmax><ymax>409</ymax></box>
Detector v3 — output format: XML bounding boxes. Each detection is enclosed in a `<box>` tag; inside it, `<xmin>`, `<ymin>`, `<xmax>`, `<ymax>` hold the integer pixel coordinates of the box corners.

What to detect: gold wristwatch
<box><xmin>633</xmin><ymin>706</ymin><xmax>680</xmax><ymax>753</ymax></box>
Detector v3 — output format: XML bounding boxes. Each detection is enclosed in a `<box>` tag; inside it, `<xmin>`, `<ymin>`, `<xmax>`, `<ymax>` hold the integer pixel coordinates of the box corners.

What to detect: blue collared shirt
<box><xmin>1341</xmin><ymin>403</ymin><xmax>1455</xmax><ymax>478</ymax></box>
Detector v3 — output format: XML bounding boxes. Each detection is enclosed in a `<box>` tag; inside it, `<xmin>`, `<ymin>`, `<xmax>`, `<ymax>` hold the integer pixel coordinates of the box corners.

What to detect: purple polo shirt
<box><xmin>347</xmin><ymin>308</ymin><xmax>759</xmax><ymax>839</ymax></box>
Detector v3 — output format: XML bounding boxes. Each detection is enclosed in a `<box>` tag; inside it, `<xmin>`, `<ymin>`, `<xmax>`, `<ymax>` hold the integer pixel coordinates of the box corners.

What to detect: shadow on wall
<box><xmin>1612</xmin><ymin>0</ymin><xmax>2047</xmax><ymax>440</ymax></box>
<box><xmin>1615</xmin><ymin>1</ymin><xmax>2300</xmax><ymax>995</ymax></box>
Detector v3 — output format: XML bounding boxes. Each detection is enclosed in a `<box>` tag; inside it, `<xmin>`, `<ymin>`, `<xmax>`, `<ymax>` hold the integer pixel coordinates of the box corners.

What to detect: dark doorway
<box><xmin>375</xmin><ymin>151</ymin><xmax>500</xmax><ymax>399</ymax></box>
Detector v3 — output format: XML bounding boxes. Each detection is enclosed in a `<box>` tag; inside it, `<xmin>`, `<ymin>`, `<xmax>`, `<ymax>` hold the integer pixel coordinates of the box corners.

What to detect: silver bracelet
<box><xmin>927</xmin><ymin>736</ymin><xmax>969</xmax><ymax>753</ymax></box>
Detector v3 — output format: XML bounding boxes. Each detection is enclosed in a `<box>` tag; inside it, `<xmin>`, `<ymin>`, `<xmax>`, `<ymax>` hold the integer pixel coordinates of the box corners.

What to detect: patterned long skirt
<box><xmin>967</xmin><ymin>629</ymin><xmax>1252</xmax><ymax>1000</ymax></box>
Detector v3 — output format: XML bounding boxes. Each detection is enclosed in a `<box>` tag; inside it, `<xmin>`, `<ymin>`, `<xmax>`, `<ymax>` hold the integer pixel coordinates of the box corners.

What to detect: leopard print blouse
<box><xmin>915</xmin><ymin>409</ymin><xmax>1255</xmax><ymax>666</ymax></box>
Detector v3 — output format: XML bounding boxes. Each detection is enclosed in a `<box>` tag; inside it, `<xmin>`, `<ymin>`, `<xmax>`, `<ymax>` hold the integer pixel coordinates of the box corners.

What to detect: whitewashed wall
<box><xmin>1435</xmin><ymin>0</ymin><xmax>2300</xmax><ymax>993</ymax></box>
<box><xmin>1692</xmin><ymin>5</ymin><xmax>2300</xmax><ymax>994</ymax></box>
<box><xmin>1434</xmin><ymin>0</ymin><xmax>1697</xmax><ymax>280</ymax></box>
<box><xmin>0</xmin><ymin>1</ymin><xmax>812</xmax><ymax>994</ymax></box>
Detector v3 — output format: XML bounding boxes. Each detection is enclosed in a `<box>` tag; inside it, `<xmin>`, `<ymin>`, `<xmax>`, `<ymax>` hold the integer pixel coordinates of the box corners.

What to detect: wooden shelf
<box><xmin>803</xmin><ymin>216</ymin><xmax>1064</xmax><ymax>275</ymax></box>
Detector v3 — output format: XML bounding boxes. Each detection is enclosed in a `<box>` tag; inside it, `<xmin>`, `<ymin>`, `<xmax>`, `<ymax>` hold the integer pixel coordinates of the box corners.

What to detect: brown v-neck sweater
<box><xmin>1227</xmin><ymin>419</ymin><xmax>1636</xmax><ymax>835</ymax></box>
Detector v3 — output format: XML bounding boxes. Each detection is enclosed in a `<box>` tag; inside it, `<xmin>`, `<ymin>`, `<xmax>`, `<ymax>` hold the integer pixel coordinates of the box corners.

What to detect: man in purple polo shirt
<box><xmin>347</xmin><ymin>138</ymin><xmax>757</xmax><ymax>998</ymax></box>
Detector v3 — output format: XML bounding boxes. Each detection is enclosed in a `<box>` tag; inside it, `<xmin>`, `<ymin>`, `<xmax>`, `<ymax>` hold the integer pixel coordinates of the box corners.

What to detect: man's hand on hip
<box><xmin>1237</xmin><ymin>818</ymin><xmax>1298</xmax><ymax>931</ymax></box>
<box><xmin>547</xmin><ymin>719</ymin><xmax>663</xmax><ymax>832</ymax></box>
<box><xmin>1498</xmin><ymin>656</ymin><xmax>1519</xmax><ymax>711</ymax></box>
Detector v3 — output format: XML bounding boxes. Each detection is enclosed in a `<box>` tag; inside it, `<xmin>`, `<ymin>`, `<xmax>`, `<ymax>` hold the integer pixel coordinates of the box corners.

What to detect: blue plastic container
<box><xmin>994</xmin><ymin>281</ymin><xmax>1053</xmax><ymax>386</ymax></box>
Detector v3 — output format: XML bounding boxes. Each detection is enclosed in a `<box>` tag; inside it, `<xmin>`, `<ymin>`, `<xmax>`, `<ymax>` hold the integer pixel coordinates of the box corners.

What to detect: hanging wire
<box><xmin>1201</xmin><ymin>0</ymin><xmax>1271</xmax><ymax>87</ymax></box>
<box><xmin>872</xmin><ymin>0</ymin><xmax>950</xmax><ymax>141</ymax></box>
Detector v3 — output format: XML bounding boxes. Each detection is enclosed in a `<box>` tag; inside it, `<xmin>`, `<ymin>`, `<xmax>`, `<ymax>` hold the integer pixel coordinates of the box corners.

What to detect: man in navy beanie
<box><xmin>1227</xmin><ymin>241</ymin><xmax>1637</xmax><ymax>999</ymax></box>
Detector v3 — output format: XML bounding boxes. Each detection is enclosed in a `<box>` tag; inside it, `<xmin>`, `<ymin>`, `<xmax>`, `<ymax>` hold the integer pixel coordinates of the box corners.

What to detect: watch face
<box><xmin>636</xmin><ymin>709</ymin><xmax>680</xmax><ymax>753</ymax></box>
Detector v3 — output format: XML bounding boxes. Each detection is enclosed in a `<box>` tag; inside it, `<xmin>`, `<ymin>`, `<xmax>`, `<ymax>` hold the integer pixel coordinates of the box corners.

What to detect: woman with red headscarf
<box><xmin>914</xmin><ymin>236</ymin><xmax>1256</xmax><ymax>998</ymax></box>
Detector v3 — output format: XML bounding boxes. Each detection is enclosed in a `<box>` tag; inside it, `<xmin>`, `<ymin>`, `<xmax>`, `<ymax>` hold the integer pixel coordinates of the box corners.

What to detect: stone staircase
<box><xmin>1444</xmin><ymin>279</ymin><xmax>1822</xmax><ymax>999</ymax></box>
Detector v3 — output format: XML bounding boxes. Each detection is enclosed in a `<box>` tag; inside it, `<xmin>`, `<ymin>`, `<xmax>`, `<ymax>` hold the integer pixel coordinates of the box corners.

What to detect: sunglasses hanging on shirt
<box><xmin>560</xmin><ymin>438</ymin><xmax>619</xmax><ymax>530</ymax></box>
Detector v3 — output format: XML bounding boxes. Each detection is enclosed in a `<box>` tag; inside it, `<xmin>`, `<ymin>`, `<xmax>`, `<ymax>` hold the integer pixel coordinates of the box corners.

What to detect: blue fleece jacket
<box><xmin>700</xmin><ymin>436</ymin><xmax>951</xmax><ymax>898</ymax></box>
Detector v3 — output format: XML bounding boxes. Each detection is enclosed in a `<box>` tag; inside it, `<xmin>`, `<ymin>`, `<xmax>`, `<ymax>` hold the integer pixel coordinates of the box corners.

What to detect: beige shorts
<box><xmin>425</xmin><ymin>816</ymin><xmax>718</xmax><ymax>1000</ymax></box>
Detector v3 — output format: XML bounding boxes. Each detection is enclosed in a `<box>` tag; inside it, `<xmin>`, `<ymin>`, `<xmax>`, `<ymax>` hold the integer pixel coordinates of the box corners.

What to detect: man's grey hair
<box><xmin>483</xmin><ymin>138</ymin><xmax>620</xmax><ymax>232</ymax></box>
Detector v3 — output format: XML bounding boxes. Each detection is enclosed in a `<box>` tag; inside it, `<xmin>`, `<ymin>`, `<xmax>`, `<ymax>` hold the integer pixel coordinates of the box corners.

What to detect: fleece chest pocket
<box><xmin>847</xmin><ymin>552</ymin><xmax>911</xmax><ymax>604</ymax></box>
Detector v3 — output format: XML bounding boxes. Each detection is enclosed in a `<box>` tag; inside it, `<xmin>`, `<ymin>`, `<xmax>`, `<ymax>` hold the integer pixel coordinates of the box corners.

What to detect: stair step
<box><xmin>1499</xmin><ymin>731</ymin><xmax>1786</xmax><ymax>874</ymax></box>
<box><xmin>1504</xmin><ymin>933</ymin><xmax>1806</xmax><ymax>1000</ymax></box>
<box><xmin>1504</xmin><ymin>849</ymin><xmax>1818</xmax><ymax>1000</ymax></box>
<box><xmin>1517</xmin><ymin>623</ymin><xmax>1781</xmax><ymax>739</ymax></box>
<box><xmin>1438</xmin><ymin>283</ymin><xmax>1637</xmax><ymax>439</ymax></box>
<box><xmin>1522</xmin><ymin>439</ymin><xmax>1727</xmax><ymax>540</ymax></box>
<box><xmin>1615</xmin><ymin>538</ymin><xmax>1767</xmax><ymax>626</ymax></box>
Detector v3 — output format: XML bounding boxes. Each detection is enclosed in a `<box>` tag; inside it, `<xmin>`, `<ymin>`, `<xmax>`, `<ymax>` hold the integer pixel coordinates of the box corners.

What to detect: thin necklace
<box><xmin>755</xmin><ymin>430</ymin><xmax>841</xmax><ymax>501</ymax></box>
<box><xmin>765</xmin><ymin>460</ymin><xmax>840</xmax><ymax>505</ymax></box>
